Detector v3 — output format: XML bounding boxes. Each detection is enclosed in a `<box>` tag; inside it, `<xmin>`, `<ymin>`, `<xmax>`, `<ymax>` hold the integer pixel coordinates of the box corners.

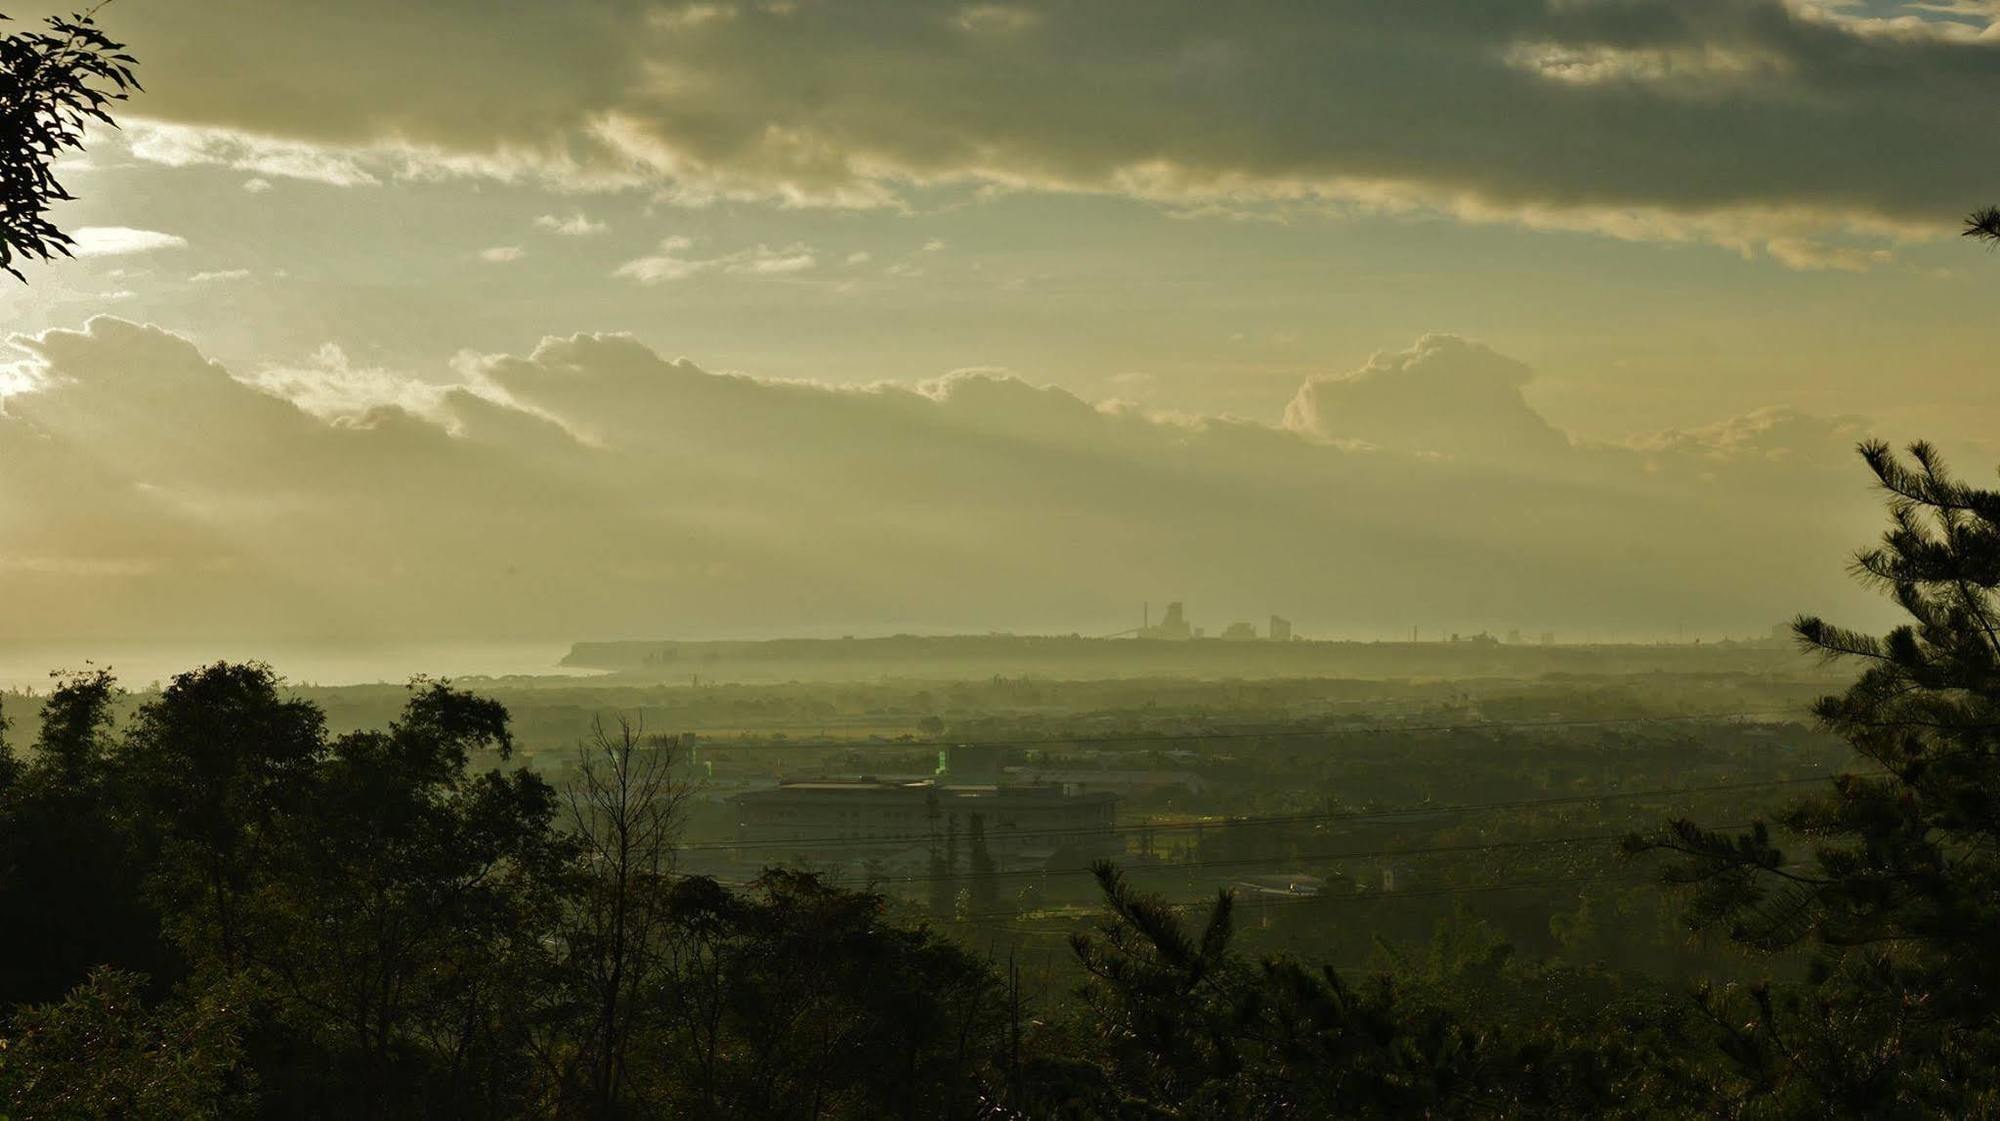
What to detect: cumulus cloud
<box><xmin>69</xmin><ymin>227</ymin><xmax>188</xmax><ymax>256</ymax></box>
<box><xmin>188</xmin><ymin>268</ymin><xmax>252</xmax><ymax>283</ymax></box>
<box><xmin>73</xmin><ymin>0</ymin><xmax>2000</xmax><ymax>261</ymax></box>
<box><xmin>479</xmin><ymin>245</ymin><xmax>526</xmax><ymax>263</ymax></box>
<box><xmin>0</xmin><ymin>316</ymin><xmax>1896</xmax><ymax>644</ymax></box>
<box><xmin>1283</xmin><ymin>335</ymin><xmax>1568</xmax><ymax>462</ymax></box>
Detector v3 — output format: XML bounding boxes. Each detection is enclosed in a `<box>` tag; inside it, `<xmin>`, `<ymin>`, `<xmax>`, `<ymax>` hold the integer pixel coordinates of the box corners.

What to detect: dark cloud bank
<box><xmin>72</xmin><ymin>0</ymin><xmax>2000</xmax><ymax>260</ymax></box>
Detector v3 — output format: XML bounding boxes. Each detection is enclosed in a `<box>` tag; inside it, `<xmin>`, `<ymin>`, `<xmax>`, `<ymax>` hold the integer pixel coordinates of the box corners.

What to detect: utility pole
<box><xmin>1007</xmin><ymin>953</ymin><xmax>1022</xmax><ymax>1110</ymax></box>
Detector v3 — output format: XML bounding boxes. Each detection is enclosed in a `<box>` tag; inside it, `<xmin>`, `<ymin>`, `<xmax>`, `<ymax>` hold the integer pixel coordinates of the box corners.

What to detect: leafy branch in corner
<box><xmin>0</xmin><ymin>7</ymin><xmax>140</xmax><ymax>280</ymax></box>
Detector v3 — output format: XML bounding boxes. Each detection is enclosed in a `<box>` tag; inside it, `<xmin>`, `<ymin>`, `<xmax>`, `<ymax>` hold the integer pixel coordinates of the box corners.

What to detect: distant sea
<box><xmin>0</xmin><ymin>641</ymin><xmax>601</xmax><ymax>693</ymax></box>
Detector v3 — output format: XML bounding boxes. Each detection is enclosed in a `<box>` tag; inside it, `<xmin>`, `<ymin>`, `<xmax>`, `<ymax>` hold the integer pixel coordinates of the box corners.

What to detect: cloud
<box><xmin>652</xmin><ymin>3</ymin><xmax>739</xmax><ymax>32</ymax></box>
<box><xmin>188</xmin><ymin>268</ymin><xmax>252</xmax><ymax>283</ymax></box>
<box><xmin>614</xmin><ymin>238</ymin><xmax>816</xmax><ymax>283</ymax></box>
<box><xmin>479</xmin><ymin>245</ymin><xmax>526</xmax><ymax>263</ymax></box>
<box><xmin>1763</xmin><ymin>238</ymin><xmax>1896</xmax><ymax>272</ymax></box>
<box><xmin>1284</xmin><ymin>335</ymin><xmax>1568</xmax><ymax>461</ymax></box>
<box><xmin>735</xmin><ymin>247</ymin><xmax>816</xmax><ymax>274</ymax></box>
<box><xmin>241</xmin><ymin>177</ymin><xmax>274</xmax><ymax>193</ymax></box>
<box><xmin>127</xmin><ymin>122</ymin><xmax>382</xmax><ymax>187</ymax></box>
<box><xmin>0</xmin><ymin>316</ymin><xmax>1897</xmax><ymax>644</ymax></box>
<box><xmin>955</xmin><ymin>4</ymin><xmax>1042</xmax><ymax>34</ymax></box>
<box><xmin>534</xmin><ymin>212</ymin><xmax>609</xmax><ymax>235</ymax></box>
<box><xmin>77</xmin><ymin>0</ymin><xmax>2000</xmax><ymax>261</ymax></box>
<box><xmin>247</xmin><ymin>343</ymin><xmax>456</xmax><ymax>425</ymax></box>
<box><xmin>69</xmin><ymin>227</ymin><xmax>188</xmax><ymax>257</ymax></box>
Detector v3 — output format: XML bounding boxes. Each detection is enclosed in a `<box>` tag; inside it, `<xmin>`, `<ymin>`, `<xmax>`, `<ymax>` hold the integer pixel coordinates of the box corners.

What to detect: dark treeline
<box><xmin>3</xmin><ymin>441</ymin><xmax>2000</xmax><ymax>1120</ymax></box>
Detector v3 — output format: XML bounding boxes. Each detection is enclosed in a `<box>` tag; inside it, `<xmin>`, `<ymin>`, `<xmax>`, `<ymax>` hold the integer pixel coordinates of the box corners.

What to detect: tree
<box><xmin>1632</xmin><ymin>441</ymin><xmax>2000</xmax><ymax>1117</ymax></box>
<box><xmin>0</xmin><ymin>670</ymin><xmax>167</xmax><ymax>1007</ymax></box>
<box><xmin>0</xmin><ymin>9</ymin><xmax>139</xmax><ymax>280</ymax></box>
<box><xmin>555</xmin><ymin>717</ymin><xmax>691</xmax><ymax>1119</ymax></box>
<box><xmin>118</xmin><ymin>663</ymin><xmax>326</xmax><ymax>972</ymax></box>
<box><xmin>646</xmin><ymin>871</ymin><xmax>1006</xmax><ymax>1120</ymax></box>
<box><xmin>1055</xmin><ymin>861</ymin><xmax>1502</xmax><ymax>1119</ymax></box>
<box><xmin>1967</xmin><ymin>206</ymin><xmax>2000</xmax><ymax>244</ymax></box>
<box><xmin>1048</xmin><ymin>862</ymin><xmax>1691</xmax><ymax>1118</ymax></box>
<box><xmin>0</xmin><ymin>967</ymin><xmax>247</xmax><ymax>1121</ymax></box>
<box><xmin>0</xmin><ymin>692</ymin><xmax>14</xmax><ymax>793</ymax></box>
<box><xmin>237</xmin><ymin>680</ymin><xmax>570</xmax><ymax>1121</ymax></box>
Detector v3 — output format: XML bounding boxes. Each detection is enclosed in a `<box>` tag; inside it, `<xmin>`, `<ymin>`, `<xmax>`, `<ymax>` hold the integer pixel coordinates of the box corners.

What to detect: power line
<box><xmin>721</xmin><ymin>821</ymin><xmax>1756</xmax><ymax>890</ymax></box>
<box><xmin>847</xmin><ymin>829</ymin><xmax>1670</xmax><ymax>886</ymax></box>
<box><xmin>682</xmin><ymin>708</ymin><xmax>1802</xmax><ymax>755</ymax></box>
<box><xmin>682</xmin><ymin>773</ymin><xmax>1833</xmax><ymax>853</ymax></box>
<box><xmin>973</xmin><ymin>869</ymin><xmax>1666</xmax><ymax>933</ymax></box>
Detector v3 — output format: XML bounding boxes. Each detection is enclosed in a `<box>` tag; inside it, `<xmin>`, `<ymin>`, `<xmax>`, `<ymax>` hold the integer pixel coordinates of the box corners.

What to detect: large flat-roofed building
<box><xmin>732</xmin><ymin>779</ymin><xmax>1119</xmax><ymax>870</ymax></box>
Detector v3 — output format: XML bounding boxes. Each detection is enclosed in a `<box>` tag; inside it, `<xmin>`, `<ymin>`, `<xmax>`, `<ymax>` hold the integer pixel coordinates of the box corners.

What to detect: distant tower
<box><xmin>1140</xmin><ymin>602</ymin><xmax>1193</xmax><ymax>640</ymax></box>
<box><xmin>1269</xmin><ymin>615</ymin><xmax>1292</xmax><ymax>642</ymax></box>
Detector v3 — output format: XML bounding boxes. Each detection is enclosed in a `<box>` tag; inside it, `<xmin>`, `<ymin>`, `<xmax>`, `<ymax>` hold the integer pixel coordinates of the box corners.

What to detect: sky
<box><xmin>2</xmin><ymin>0</ymin><xmax>1997</xmax><ymax>651</ymax></box>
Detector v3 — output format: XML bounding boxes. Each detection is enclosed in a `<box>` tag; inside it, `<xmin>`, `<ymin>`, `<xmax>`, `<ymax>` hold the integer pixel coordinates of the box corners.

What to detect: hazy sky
<box><xmin>2</xmin><ymin>0</ymin><xmax>1995</xmax><ymax>646</ymax></box>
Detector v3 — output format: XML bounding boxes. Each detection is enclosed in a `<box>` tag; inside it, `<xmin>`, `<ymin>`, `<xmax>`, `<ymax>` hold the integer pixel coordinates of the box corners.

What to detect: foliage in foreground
<box><xmin>1634</xmin><ymin>440</ymin><xmax>2000</xmax><ymax>1119</ymax></box>
<box><xmin>0</xmin><ymin>9</ymin><xmax>139</xmax><ymax>280</ymax></box>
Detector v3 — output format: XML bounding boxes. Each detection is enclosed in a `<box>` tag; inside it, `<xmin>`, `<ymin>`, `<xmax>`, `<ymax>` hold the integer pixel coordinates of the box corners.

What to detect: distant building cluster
<box><xmin>1136</xmin><ymin>601</ymin><xmax>1299</xmax><ymax>643</ymax></box>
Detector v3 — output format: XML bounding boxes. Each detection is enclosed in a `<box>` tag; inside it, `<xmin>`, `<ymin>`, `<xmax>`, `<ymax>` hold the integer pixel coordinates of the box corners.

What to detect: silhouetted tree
<box><xmin>241</xmin><ymin>681</ymin><xmax>570</xmax><ymax>1121</ymax></box>
<box><xmin>0</xmin><ymin>670</ymin><xmax>166</xmax><ymax>1006</ymax></box>
<box><xmin>1051</xmin><ymin>862</ymin><xmax>1498</xmax><ymax>1118</ymax></box>
<box><xmin>1967</xmin><ymin>206</ymin><xmax>2000</xmax><ymax>244</ymax></box>
<box><xmin>0</xmin><ymin>9</ymin><xmax>138</xmax><ymax>279</ymax></box>
<box><xmin>0</xmin><ymin>693</ymin><xmax>14</xmax><ymax>791</ymax></box>
<box><xmin>1634</xmin><ymin>440</ymin><xmax>2000</xmax><ymax>1117</ymax></box>
<box><xmin>119</xmin><ymin>663</ymin><xmax>326</xmax><ymax>973</ymax></box>
<box><xmin>554</xmin><ymin>717</ymin><xmax>691</xmax><ymax>1119</ymax></box>
<box><xmin>1044</xmin><ymin>861</ymin><xmax>1675</xmax><ymax>1118</ymax></box>
<box><xmin>645</xmin><ymin>870</ymin><xmax>1005</xmax><ymax>1120</ymax></box>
